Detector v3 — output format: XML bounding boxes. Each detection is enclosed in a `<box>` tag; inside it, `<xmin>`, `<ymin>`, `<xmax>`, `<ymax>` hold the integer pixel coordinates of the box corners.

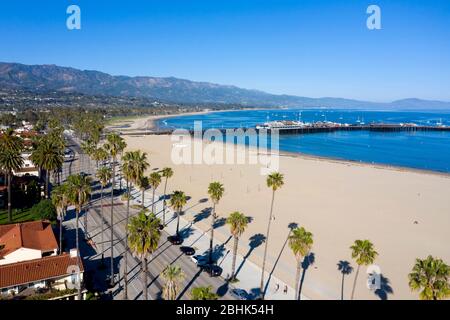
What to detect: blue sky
<box><xmin>0</xmin><ymin>0</ymin><xmax>449</xmax><ymax>102</ymax></box>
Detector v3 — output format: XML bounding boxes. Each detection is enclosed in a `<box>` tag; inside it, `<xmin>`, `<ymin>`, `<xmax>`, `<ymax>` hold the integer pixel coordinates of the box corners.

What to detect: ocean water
<box><xmin>156</xmin><ymin>109</ymin><xmax>450</xmax><ymax>173</ymax></box>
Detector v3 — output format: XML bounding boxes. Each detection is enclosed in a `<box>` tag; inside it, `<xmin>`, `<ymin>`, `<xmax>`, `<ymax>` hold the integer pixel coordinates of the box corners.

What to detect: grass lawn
<box><xmin>0</xmin><ymin>208</ymin><xmax>35</xmax><ymax>225</ymax></box>
<box><xmin>105</xmin><ymin>115</ymin><xmax>146</xmax><ymax>125</ymax></box>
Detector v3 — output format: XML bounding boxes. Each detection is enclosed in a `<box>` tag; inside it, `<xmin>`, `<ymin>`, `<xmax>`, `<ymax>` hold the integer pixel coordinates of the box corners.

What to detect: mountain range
<box><xmin>1</xmin><ymin>62</ymin><xmax>449</xmax><ymax>110</ymax></box>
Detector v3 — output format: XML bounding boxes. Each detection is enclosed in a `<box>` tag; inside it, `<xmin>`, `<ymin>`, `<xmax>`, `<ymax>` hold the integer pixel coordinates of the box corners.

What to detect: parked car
<box><xmin>229</xmin><ymin>289</ymin><xmax>249</xmax><ymax>300</ymax></box>
<box><xmin>202</xmin><ymin>264</ymin><xmax>222</xmax><ymax>277</ymax></box>
<box><xmin>190</xmin><ymin>255</ymin><xmax>208</xmax><ymax>267</ymax></box>
<box><xmin>167</xmin><ymin>235</ymin><xmax>183</xmax><ymax>245</ymax></box>
<box><xmin>180</xmin><ymin>246</ymin><xmax>195</xmax><ymax>256</ymax></box>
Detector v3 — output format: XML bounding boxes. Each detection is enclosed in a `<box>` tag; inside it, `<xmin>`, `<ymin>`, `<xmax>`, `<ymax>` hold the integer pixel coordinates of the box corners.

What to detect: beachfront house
<box><xmin>0</xmin><ymin>220</ymin><xmax>58</xmax><ymax>265</ymax></box>
<box><xmin>0</xmin><ymin>221</ymin><xmax>85</xmax><ymax>299</ymax></box>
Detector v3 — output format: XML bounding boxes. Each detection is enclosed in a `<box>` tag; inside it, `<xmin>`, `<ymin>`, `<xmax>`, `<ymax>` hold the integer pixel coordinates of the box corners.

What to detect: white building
<box><xmin>0</xmin><ymin>220</ymin><xmax>58</xmax><ymax>265</ymax></box>
<box><xmin>0</xmin><ymin>221</ymin><xmax>84</xmax><ymax>299</ymax></box>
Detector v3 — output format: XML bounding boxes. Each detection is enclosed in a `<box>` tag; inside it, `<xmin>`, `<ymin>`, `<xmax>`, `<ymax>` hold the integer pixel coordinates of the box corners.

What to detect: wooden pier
<box><xmin>119</xmin><ymin>124</ymin><xmax>450</xmax><ymax>136</ymax></box>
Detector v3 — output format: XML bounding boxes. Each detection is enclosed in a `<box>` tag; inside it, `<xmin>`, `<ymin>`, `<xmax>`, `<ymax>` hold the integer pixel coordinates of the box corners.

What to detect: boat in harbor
<box><xmin>255</xmin><ymin>120</ymin><xmax>307</xmax><ymax>130</ymax></box>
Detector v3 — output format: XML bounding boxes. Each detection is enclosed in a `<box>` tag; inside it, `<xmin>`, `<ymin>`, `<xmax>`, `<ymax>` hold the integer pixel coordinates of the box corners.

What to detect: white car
<box><xmin>190</xmin><ymin>255</ymin><xmax>208</xmax><ymax>267</ymax></box>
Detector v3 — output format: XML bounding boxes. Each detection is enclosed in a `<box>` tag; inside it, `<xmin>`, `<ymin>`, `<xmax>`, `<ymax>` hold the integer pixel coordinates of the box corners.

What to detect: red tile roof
<box><xmin>0</xmin><ymin>254</ymin><xmax>84</xmax><ymax>289</ymax></box>
<box><xmin>0</xmin><ymin>221</ymin><xmax>58</xmax><ymax>258</ymax></box>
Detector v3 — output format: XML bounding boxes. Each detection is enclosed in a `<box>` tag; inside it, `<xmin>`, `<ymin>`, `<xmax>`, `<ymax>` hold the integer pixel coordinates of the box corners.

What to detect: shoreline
<box><xmin>109</xmin><ymin>111</ymin><xmax>450</xmax><ymax>177</ymax></box>
<box><xmin>107</xmin><ymin>107</ymin><xmax>269</xmax><ymax>132</ymax></box>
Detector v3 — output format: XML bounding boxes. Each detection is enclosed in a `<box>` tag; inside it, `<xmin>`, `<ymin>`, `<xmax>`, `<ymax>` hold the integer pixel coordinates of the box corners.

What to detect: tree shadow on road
<box><xmin>234</xmin><ymin>233</ymin><xmax>266</xmax><ymax>279</ymax></box>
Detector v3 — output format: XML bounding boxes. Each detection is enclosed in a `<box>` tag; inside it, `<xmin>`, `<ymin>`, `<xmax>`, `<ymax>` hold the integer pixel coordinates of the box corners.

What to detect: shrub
<box><xmin>30</xmin><ymin>199</ymin><xmax>57</xmax><ymax>222</ymax></box>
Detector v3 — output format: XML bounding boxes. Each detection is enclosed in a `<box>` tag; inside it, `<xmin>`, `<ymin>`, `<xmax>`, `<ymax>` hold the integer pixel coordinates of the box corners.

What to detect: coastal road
<box><xmin>61</xmin><ymin>134</ymin><xmax>233</xmax><ymax>300</ymax></box>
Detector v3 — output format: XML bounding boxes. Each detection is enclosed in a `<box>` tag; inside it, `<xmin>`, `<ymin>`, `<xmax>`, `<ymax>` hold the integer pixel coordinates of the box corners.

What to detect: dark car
<box><xmin>180</xmin><ymin>246</ymin><xmax>195</xmax><ymax>256</ymax></box>
<box><xmin>167</xmin><ymin>235</ymin><xmax>183</xmax><ymax>245</ymax></box>
<box><xmin>202</xmin><ymin>264</ymin><xmax>223</xmax><ymax>277</ymax></box>
<box><xmin>229</xmin><ymin>289</ymin><xmax>249</xmax><ymax>300</ymax></box>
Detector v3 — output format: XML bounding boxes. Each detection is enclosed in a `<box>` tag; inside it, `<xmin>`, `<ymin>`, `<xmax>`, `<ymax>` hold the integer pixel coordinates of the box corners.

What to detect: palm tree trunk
<box><xmin>45</xmin><ymin>170</ymin><xmax>49</xmax><ymax>199</ymax></box>
<box><xmin>209</xmin><ymin>203</ymin><xmax>216</xmax><ymax>264</ymax></box>
<box><xmin>76</xmin><ymin>208</ymin><xmax>82</xmax><ymax>300</ymax></box>
<box><xmin>341</xmin><ymin>273</ymin><xmax>345</xmax><ymax>300</ymax></box>
<box><xmin>163</xmin><ymin>178</ymin><xmax>168</xmax><ymax>225</ymax></box>
<box><xmin>176</xmin><ymin>210</ymin><xmax>180</xmax><ymax>236</ymax></box>
<box><xmin>350</xmin><ymin>264</ymin><xmax>361</xmax><ymax>300</ymax></box>
<box><xmin>7</xmin><ymin>173</ymin><xmax>12</xmax><ymax>223</ymax></box>
<box><xmin>110</xmin><ymin>157</ymin><xmax>116</xmax><ymax>287</ymax></box>
<box><xmin>141</xmin><ymin>188</ymin><xmax>145</xmax><ymax>209</ymax></box>
<box><xmin>123</xmin><ymin>180</ymin><xmax>130</xmax><ymax>300</ymax></box>
<box><xmin>84</xmin><ymin>203</ymin><xmax>88</xmax><ymax>235</ymax></box>
<box><xmin>152</xmin><ymin>188</ymin><xmax>155</xmax><ymax>213</ymax></box>
<box><xmin>100</xmin><ymin>185</ymin><xmax>104</xmax><ymax>265</ymax></box>
<box><xmin>295</xmin><ymin>258</ymin><xmax>301</xmax><ymax>300</ymax></box>
<box><xmin>59</xmin><ymin>209</ymin><xmax>64</xmax><ymax>254</ymax></box>
<box><xmin>231</xmin><ymin>236</ymin><xmax>239</xmax><ymax>280</ymax></box>
<box><xmin>142</xmin><ymin>257</ymin><xmax>148</xmax><ymax>300</ymax></box>
<box><xmin>260</xmin><ymin>189</ymin><xmax>275</xmax><ymax>299</ymax></box>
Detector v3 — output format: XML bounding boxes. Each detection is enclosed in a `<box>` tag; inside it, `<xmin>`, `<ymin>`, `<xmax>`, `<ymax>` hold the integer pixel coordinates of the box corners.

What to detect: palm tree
<box><xmin>128</xmin><ymin>211</ymin><xmax>161</xmax><ymax>300</ymax></box>
<box><xmin>350</xmin><ymin>239</ymin><xmax>378</xmax><ymax>300</ymax></box>
<box><xmin>103</xmin><ymin>132</ymin><xmax>126</xmax><ymax>286</ymax></box>
<box><xmin>149</xmin><ymin>172</ymin><xmax>161</xmax><ymax>214</ymax></box>
<box><xmin>161</xmin><ymin>167</ymin><xmax>173</xmax><ymax>226</ymax></box>
<box><xmin>92</xmin><ymin>147</ymin><xmax>109</xmax><ymax>169</ymax></box>
<box><xmin>121</xmin><ymin>150</ymin><xmax>149</xmax><ymax>299</ymax></box>
<box><xmin>120</xmin><ymin>151</ymin><xmax>135</xmax><ymax>299</ymax></box>
<box><xmin>66</xmin><ymin>173</ymin><xmax>92</xmax><ymax>300</ymax></box>
<box><xmin>260</xmin><ymin>171</ymin><xmax>284</xmax><ymax>299</ymax></box>
<box><xmin>1</xmin><ymin>128</ymin><xmax>23</xmax><ymax>152</ymax></box>
<box><xmin>169</xmin><ymin>190</ymin><xmax>187</xmax><ymax>237</ymax></box>
<box><xmin>31</xmin><ymin>136</ymin><xmax>63</xmax><ymax>198</ymax></box>
<box><xmin>207</xmin><ymin>182</ymin><xmax>225</xmax><ymax>264</ymax></box>
<box><xmin>137</xmin><ymin>175</ymin><xmax>149</xmax><ymax>209</ymax></box>
<box><xmin>161</xmin><ymin>264</ymin><xmax>185</xmax><ymax>300</ymax></box>
<box><xmin>51</xmin><ymin>183</ymin><xmax>69</xmax><ymax>254</ymax></box>
<box><xmin>190</xmin><ymin>286</ymin><xmax>218</xmax><ymax>300</ymax></box>
<box><xmin>226</xmin><ymin>211</ymin><xmax>249</xmax><ymax>281</ymax></box>
<box><xmin>408</xmin><ymin>255</ymin><xmax>450</xmax><ymax>300</ymax></box>
<box><xmin>80</xmin><ymin>140</ymin><xmax>96</xmax><ymax>173</ymax></box>
<box><xmin>96</xmin><ymin>166</ymin><xmax>112</xmax><ymax>265</ymax></box>
<box><xmin>0</xmin><ymin>130</ymin><xmax>24</xmax><ymax>222</ymax></box>
<box><xmin>288</xmin><ymin>227</ymin><xmax>313</xmax><ymax>300</ymax></box>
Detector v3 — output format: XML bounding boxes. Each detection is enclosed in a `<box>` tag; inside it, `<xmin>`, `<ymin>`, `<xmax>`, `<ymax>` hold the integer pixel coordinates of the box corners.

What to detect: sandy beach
<box><xmin>113</xmin><ymin>117</ymin><xmax>450</xmax><ymax>300</ymax></box>
<box><xmin>107</xmin><ymin>108</ymin><xmax>262</xmax><ymax>132</ymax></box>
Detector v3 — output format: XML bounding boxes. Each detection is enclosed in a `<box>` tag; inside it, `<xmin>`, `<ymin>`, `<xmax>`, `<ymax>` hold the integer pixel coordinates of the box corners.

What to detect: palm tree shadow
<box><xmin>337</xmin><ymin>260</ymin><xmax>353</xmax><ymax>300</ymax></box>
<box><xmin>374</xmin><ymin>274</ymin><xmax>394</xmax><ymax>300</ymax></box>
<box><xmin>177</xmin><ymin>269</ymin><xmax>203</xmax><ymax>300</ymax></box>
<box><xmin>298</xmin><ymin>252</ymin><xmax>315</xmax><ymax>300</ymax></box>
<box><xmin>213</xmin><ymin>217</ymin><xmax>226</xmax><ymax>229</ymax></box>
<box><xmin>234</xmin><ymin>233</ymin><xmax>266</xmax><ymax>279</ymax></box>
<box><xmin>263</xmin><ymin>222</ymin><xmax>298</xmax><ymax>296</ymax></box>
<box><xmin>216</xmin><ymin>281</ymin><xmax>229</xmax><ymax>297</ymax></box>
<box><xmin>193</xmin><ymin>207</ymin><xmax>211</xmax><ymax>224</ymax></box>
<box><xmin>179</xmin><ymin>225</ymin><xmax>195</xmax><ymax>240</ymax></box>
